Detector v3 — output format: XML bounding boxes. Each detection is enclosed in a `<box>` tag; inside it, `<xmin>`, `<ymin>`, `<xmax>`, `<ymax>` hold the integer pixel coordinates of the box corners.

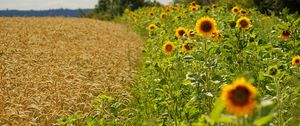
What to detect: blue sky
<box><xmin>0</xmin><ymin>0</ymin><xmax>171</xmax><ymax>10</ymax></box>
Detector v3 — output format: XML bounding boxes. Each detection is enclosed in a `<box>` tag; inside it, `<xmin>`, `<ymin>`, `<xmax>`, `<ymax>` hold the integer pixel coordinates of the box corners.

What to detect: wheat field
<box><xmin>0</xmin><ymin>17</ymin><xmax>142</xmax><ymax>125</ymax></box>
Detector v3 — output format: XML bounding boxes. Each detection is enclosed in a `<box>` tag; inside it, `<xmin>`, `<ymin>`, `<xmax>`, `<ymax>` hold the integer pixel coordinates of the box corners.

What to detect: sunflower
<box><xmin>148</xmin><ymin>24</ymin><xmax>156</xmax><ymax>31</ymax></box>
<box><xmin>212</xmin><ymin>4</ymin><xmax>217</xmax><ymax>10</ymax></box>
<box><xmin>130</xmin><ymin>12</ymin><xmax>137</xmax><ymax>17</ymax></box>
<box><xmin>240</xmin><ymin>9</ymin><xmax>247</xmax><ymax>15</ymax></box>
<box><xmin>190</xmin><ymin>6</ymin><xmax>198</xmax><ymax>12</ymax></box>
<box><xmin>174</xmin><ymin>5</ymin><xmax>180</xmax><ymax>11</ymax></box>
<box><xmin>165</xmin><ymin>7</ymin><xmax>171</xmax><ymax>12</ymax></box>
<box><xmin>236</xmin><ymin>17</ymin><xmax>251</xmax><ymax>30</ymax></box>
<box><xmin>191</xmin><ymin>1</ymin><xmax>197</xmax><ymax>6</ymax></box>
<box><xmin>163</xmin><ymin>41</ymin><xmax>176</xmax><ymax>55</ymax></box>
<box><xmin>149</xmin><ymin>12</ymin><xmax>154</xmax><ymax>16</ymax></box>
<box><xmin>280</xmin><ymin>30</ymin><xmax>291</xmax><ymax>41</ymax></box>
<box><xmin>195</xmin><ymin>16</ymin><xmax>217</xmax><ymax>38</ymax></box>
<box><xmin>231</xmin><ymin>6</ymin><xmax>239</xmax><ymax>14</ymax></box>
<box><xmin>292</xmin><ymin>55</ymin><xmax>300</xmax><ymax>66</ymax></box>
<box><xmin>221</xmin><ymin>77</ymin><xmax>257</xmax><ymax>117</ymax></box>
<box><xmin>188</xmin><ymin>30</ymin><xmax>196</xmax><ymax>40</ymax></box>
<box><xmin>211</xmin><ymin>30</ymin><xmax>221</xmax><ymax>41</ymax></box>
<box><xmin>183</xmin><ymin>10</ymin><xmax>188</xmax><ymax>14</ymax></box>
<box><xmin>160</xmin><ymin>13</ymin><xmax>167</xmax><ymax>20</ymax></box>
<box><xmin>182</xmin><ymin>43</ymin><xmax>192</xmax><ymax>53</ymax></box>
<box><xmin>175</xmin><ymin>27</ymin><xmax>187</xmax><ymax>40</ymax></box>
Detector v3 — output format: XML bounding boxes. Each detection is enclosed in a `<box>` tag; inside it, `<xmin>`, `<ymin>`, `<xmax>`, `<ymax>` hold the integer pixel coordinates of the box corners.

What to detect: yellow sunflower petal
<box><xmin>292</xmin><ymin>55</ymin><xmax>300</xmax><ymax>66</ymax></box>
<box><xmin>175</xmin><ymin>27</ymin><xmax>187</xmax><ymax>40</ymax></box>
<box><xmin>280</xmin><ymin>30</ymin><xmax>291</xmax><ymax>41</ymax></box>
<box><xmin>236</xmin><ymin>17</ymin><xmax>251</xmax><ymax>30</ymax></box>
<box><xmin>195</xmin><ymin>16</ymin><xmax>217</xmax><ymax>38</ymax></box>
<box><xmin>163</xmin><ymin>41</ymin><xmax>176</xmax><ymax>55</ymax></box>
<box><xmin>231</xmin><ymin>6</ymin><xmax>240</xmax><ymax>14</ymax></box>
<box><xmin>221</xmin><ymin>77</ymin><xmax>257</xmax><ymax>117</ymax></box>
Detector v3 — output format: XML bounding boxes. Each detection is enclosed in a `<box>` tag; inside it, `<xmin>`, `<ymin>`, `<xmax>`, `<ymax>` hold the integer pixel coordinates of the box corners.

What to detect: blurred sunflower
<box><xmin>183</xmin><ymin>10</ymin><xmax>188</xmax><ymax>14</ymax></box>
<box><xmin>163</xmin><ymin>41</ymin><xmax>176</xmax><ymax>55</ymax></box>
<box><xmin>195</xmin><ymin>16</ymin><xmax>217</xmax><ymax>38</ymax></box>
<box><xmin>130</xmin><ymin>12</ymin><xmax>137</xmax><ymax>17</ymax></box>
<box><xmin>160</xmin><ymin>13</ymin><xmax>167</xmax><ymax>20</ymax></box>
<box><xmin>292</xmin><ymin>55</ymin><xmax>300</xmax><ymax>66</ymax></box>
<box><xmin>148</xmin><ymin>24</ymin><xmax>156</xmax><ymax>31</ymax></box>
<box><xmin>165</xmin><ymin>7</ymin><xmax>171</xmax><ymax>12</ymax></box>
<box><xmin>280</xmin><ymin>30</ymin><xmax>291</xmax><ymax>41</ymax></box>
<box><xmin>231</xmin><ymin>6</ymin><xmax>239</xmax><ymax>14</ymax></box>
<box><xmin>182</xmin><ymin>43</ymin><xmax>192</xmax><ymax>53</ymax></box>
<box><xmin>211</xmin><ymin>30</ymin><xmax>221</xmax><ymax>41</ymax></box>
<box><xmin>190</xmin><ymin>6</ymin><xmax>198</xmax><ymax>12</ymax></box>
<box><xmin>176</xmin><ymin>27</ymin><xmax>187</xmax><ymax>40</ymax></box>
<box><xmin>174</xmin><ymin>5</ymin><xmax>180</xmax><ymax>11</ymax></box>
<box><xmin>212</xmin><ymin>4</ymin><xmax>217</xmax><ymax>10</ymax></box>
<box><xmin>236</xmin><ymin>17</ymin><xmax>251</xmax><ymax>30</ymax></box>
<box><xmin>221</xmin><ymin>77</ymin><xmax>257</xmax><ymax>117</ymax></box>
<box><xmin>149</xmin><ymin>12</ymin><xmax>154</xmax><ymax>16</ymax></box>
<box><xmin>240</xmin><ymin>9</ymin><xmax>247</xmax><ymax>15</ymax></box>
<box><xmin>188</xmin><ymin>30</ymin><xmax>196</xmax><ymax>40</ymax></box>
<box><xmin>191</xmin><ymin>1</ymin><xmax>197</xmax><ymax>6</ymax></box>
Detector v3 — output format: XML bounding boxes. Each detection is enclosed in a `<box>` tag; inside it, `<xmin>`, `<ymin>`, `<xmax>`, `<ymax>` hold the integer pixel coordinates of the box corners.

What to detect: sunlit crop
<box><xmin>0</xmin><ymin>17</ymin><xmax>142</xmax><ymax>125</ymax></box>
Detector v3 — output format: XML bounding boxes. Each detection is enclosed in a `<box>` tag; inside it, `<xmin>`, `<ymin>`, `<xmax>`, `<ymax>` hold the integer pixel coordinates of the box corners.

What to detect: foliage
<box><xmin>253</xmin><ymin>0</ymin><xmax>300</xmax><ymax>15</ymax></box>
<box><xmin>122</xmin><ymin>2</ymin><xmax>300</xmax><ymax>126</ymax></box>
<box><xmin>85</xmin><ymin>0</ymin><xmax>161</xmax><ymax>20</ymax></box>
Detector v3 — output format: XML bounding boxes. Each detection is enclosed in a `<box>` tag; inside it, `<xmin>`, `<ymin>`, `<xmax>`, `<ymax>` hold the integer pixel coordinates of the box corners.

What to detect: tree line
<box><xmin>84</xmin><ymin>0</ymin><xmax>161</xmax><ymax>20</ymax></box>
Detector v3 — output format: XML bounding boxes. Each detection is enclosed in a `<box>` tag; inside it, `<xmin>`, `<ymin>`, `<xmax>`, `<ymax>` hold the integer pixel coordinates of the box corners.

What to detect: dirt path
<box><xmin>0</xmin><ymin>17</ymin><xmax>142</xmax><ymax>125</ymax></box>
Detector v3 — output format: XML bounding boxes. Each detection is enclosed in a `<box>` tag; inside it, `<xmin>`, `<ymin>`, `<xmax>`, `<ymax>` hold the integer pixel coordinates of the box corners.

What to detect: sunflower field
<box><xmin>121</xmin><ymin>2</ymin><xmax>300</xmax><ymax>126</ymax></box>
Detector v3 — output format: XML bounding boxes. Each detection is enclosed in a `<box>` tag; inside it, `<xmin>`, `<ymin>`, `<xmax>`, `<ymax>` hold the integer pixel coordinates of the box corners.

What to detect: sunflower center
<box><xmin>240</xmin><ymin>20</ymin><xmax>249</xmax><ymax>28</ymax></box>
<box><xmin>166</xmin><ymin>44</ymin><xmax>173</xmax><ymax>52</ymax></box>
<box><xmin>229</xmin><ymin>86</ymin><xmax>250</xmax><ymax>106</ymax></box>
<box><xmin>234</xmin><ymin>9</ymin><xmax>238</xmax><ymax>12</ymax></box>
<box><xmin>295</xmin><ymin>59</ymin><xmax>300</xmax><ymax>64</ymax></box>
<box><xmin>150</xmin><ymin>26</ymin><xmax>154</xmax><ymax>29</ymax></box>
<box><xmin>200</xmin><ymin>21</ymin><xmax>213</xmax><ymax>32</ymax></box>
<box><xmin>282</xmin><ymin>31</ymin><xmax>290</xmax><ymax>36</ymax></box>
<box><xmin>178</xmin><ymin>30</ymin><xmax>185</xmax><ymax>36</ymax></box>
<box><xmin>184</xmin><ymin>44</ymin><xmax>190</xmax><ymax>50</ymax></box>
<box><xmin>241</xmin><ymin>10</ymin><xmax>246</xmax><ymax>14</ymax></box>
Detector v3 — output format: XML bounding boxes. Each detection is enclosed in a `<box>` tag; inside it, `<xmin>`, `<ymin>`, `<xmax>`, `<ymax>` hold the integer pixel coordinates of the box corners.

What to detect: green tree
<box><xmin>86</xmin><ymin>0</ymin><xmax>160</xmax><ymax>20</ymax></box>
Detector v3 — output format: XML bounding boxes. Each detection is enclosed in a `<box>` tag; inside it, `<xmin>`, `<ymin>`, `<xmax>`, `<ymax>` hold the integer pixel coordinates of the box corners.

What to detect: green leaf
<box><xmin>210</xmin><ymin>98</ymin><xmax>225</xmax><ymax>121</ymax></box>
<box><xmin>182</xmin><ymin>79</ymin><xmax>191</xmax><ymax>86</ymax></box>
<box><xmin>100</xmin><ymin>118</ymin><xmax>106</xmax><ymax>126</ymax></box>
<box><xmin>217</xmin><ymin>116</ymin><xmax>233</xmax><ymax>123</ymax></box>
<box><xmin>254</xmin><ymin>115</ymin><xmax>273</xmax><ymax>126</ymax></box>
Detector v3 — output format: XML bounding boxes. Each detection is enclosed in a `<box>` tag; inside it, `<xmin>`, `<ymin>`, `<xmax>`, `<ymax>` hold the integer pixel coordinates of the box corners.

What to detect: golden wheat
<box><xmin>0</xmin><ymin>17</ymin><xmax>142</xmax><ymax>125</ymax></box>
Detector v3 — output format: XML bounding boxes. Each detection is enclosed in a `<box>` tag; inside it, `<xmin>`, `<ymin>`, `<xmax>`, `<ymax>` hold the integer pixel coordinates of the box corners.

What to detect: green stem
<box><xmin>274</xmin><ymin>76</ymin><xmax>282</xmax><ymax>125</ymax></box>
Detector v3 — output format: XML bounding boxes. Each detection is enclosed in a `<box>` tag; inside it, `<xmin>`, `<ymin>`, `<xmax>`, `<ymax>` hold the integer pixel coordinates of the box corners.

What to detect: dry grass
<box><xmin>0</xmin><ymin>17</ymin><xmax>142</xmax><ymax>125</ymax></box>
